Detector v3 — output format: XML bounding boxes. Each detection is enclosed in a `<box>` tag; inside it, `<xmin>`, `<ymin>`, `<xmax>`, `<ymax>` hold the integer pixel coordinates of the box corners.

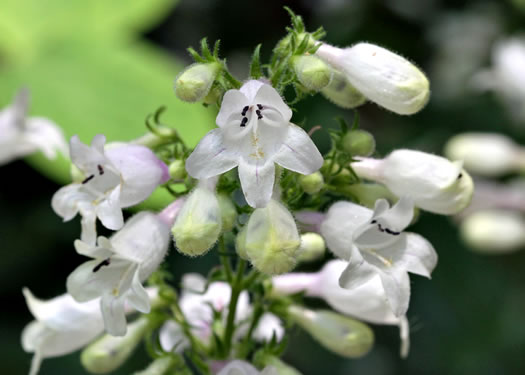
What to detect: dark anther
<box><xmin>375</xmin><ymin>222</ymin><xmax>400</xmax><ymax>236</ymax></box>
<box><xmin>97</xmin><ymin>164</ymin><xmax>104</xmax><ymax>175</ymax></box>
<box><xmin>241</xmin><ymin>106</ymin><xmax>249</xmax><ymax>116</ymax></box>
<box><xmin>371</xmin><ymin>220</ymin><xmax>377</xmax><ymax>224</ymax></box>
<box><xmin>457</xmin><ymin>173</ymin><xmax>463</xmax><ymax>180</ymax></box>
<box><xmin>257</xmin><ymin>104</ymin><xmax>263</xmax><ymax>110</ymax></box>
<box><xmin>256</xmin><ymin>110</ymin><xmax>263</xmax><ymax>120</ymax></box>
<box><xmin>82</xmin><ymin>174</ymin><xmax>95</xmax><ymax>184</ymax></box>
<box><xmin>240</xmin><ymin>117</ymin><xmax>248</xmax><ymax>127</ymax></box>
<box><xmin>93</xmin><ymin>258</ymin><xmax>111</xmax><ymax>272</ymax></box>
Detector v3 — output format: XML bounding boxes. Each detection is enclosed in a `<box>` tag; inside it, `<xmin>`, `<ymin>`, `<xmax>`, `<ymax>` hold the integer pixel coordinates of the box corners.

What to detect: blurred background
<box><xmin>2</xmin><ymin>0</ymin><xmax>525</xmax><ymax>374</ymax></box>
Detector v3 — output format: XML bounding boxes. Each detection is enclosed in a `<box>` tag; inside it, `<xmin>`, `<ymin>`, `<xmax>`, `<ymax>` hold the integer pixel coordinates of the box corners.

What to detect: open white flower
<box><xmin>217</xmin><ymin>360</ymin><xmax>278</xmax><ymax>375</ymax></box>
<box><xmin>273</xmin><ymin>260</ymin><xmax>411</xmax><ymax>357</ymax></box>
<box><xmin>185</xmin><ymin>80</ymin><xmax>323</xmax><ymax>208</ymax></box>
<box><xmin>66</xmin><ymin>212</ymin><xmax>170</xmax><ymax>336</ymax></box>
<box><xmin>320</xmin><ymin>197</ymin><xmax>437</xmax><ymax>317</ymax></box>
<box><xmin>52</xmin><ymin>135</ymin><xmax>169</xmax><ymax>244</ymax></box>
<box><xmin>0</xmin><ymin>89</ymin><xmax>66</xmax><ymax>165</ymax></box>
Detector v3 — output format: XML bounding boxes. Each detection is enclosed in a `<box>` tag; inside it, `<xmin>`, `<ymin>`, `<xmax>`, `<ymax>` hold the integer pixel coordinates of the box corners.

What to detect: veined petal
<box><xmin>126</xmin><ymin>271</ymin><xmax>150</xmax><ymax>313</ymax></box>
<box><xmin>253</xmin><ymin>83</ymin><xmax>293</xmax><ymax>121</ymax></box>
<box><xmin>185</xmin><ymin>129</ymin><xmax>238</xmax><ymax>179</ymax></box>
<box><xmin>97</xmin><ymin>187</ymin><xmax>124</xmax><ymax>230</ymax></box>
<box><xmin>379</xmin><ymin>269</ymin><xmax>411</xmax><ymax>317</ymax></box>
<box><xmin>274</xmin><ymin>124</ymin><xmax>323</xmax><ymax>174</ymax></box>
<box><xmin>216</xmin><ymin>90</ymin><xmax>251</xmax><ymax>127</ymax></box>
<box><xmin>100</xmin><ymin>294</ymin><xmax>127</xmax><ymax>336</ymax></box>
<box><xmin>238</xmin><ymin>158</ymin><xmax>275</xmax><ymax>208</ymax></box>
<box><xmin>338</xmin><ymin>245</ymin><xmax>377</xmax><ymax>289</ymax></box>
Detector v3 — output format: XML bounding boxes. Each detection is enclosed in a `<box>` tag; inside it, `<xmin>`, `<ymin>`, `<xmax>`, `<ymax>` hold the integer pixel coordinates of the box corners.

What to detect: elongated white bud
<box><xmin>297</xmin><ymin>233</ymin><xmax>325</xmax><ymax>262</ymax></box>
<box><xmin>321</xmin><ymin>69</ymin><xmax>367</xmax><ymax>109</ymax></box>
<box><xmin>174</xmin><ymin>63</ymin><xmax>221</xmax><ymax>102</ymax></box>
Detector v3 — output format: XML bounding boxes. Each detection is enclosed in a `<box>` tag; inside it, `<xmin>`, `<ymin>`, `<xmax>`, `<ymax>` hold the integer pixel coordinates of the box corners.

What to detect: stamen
<box><xmin>371</xmin><ymin>220</ymin><xmax>400</xmax><ymax>235</ymax></box>
<box><xmin>241</xmin><ymin>106</ymin><xmax>249</xmax><ymax>116</ymax></box>
<box><xmin>257</xmin><ymin>104</ymin><xmax>263</xmax><ymax>110</ymax></box>
<box><xmin>82</xmin><ymin>175</ymin><xmax>95</xmax><ymax>184</ymax></box>
<box><xmin>240</xmin><ymin>117</ymin><xmax>248</xmax><ymax>127</ymax></box>
<box><xmin>93</xmin><ymin>258</ymin><xmax>111</xmax><ymax>272</ymax></box>
<box><xmin>97</xmin><ymin>164</ymin><xmax>104</xmax><ymax>175</ymax></box>
<box><xmin>457</xmin><ymin>173</ymin><xmax>463</xmax><ymax>180</ymax></box>
<box><xmin>256</xmin><ymin>110</ymin><xmax>263</xmax><ymax>120</ymax></box>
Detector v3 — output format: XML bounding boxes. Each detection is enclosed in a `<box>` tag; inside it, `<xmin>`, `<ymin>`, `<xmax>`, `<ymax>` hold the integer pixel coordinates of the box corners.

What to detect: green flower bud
<box><xmin>203</xmin><ymin>85</ymin><xmax>223</xmax><ymax>105</ymax></box>
<box><xmin>338</xmin><ymin>183</ymin><xmax>398</xmax><ymax>209</ymax></box>
<box><xmin>81</xmin><ymin>317</ymin><xmax>149</xmax><ymax>374</ymax></box>
<box><xmin>321</xmin><ymin>70</ymin><xmax>366</xmax><ymax>109</ymax></box>
<box><xmin>217</xmin><ymin>193</ymin><xmax>237</xmax><ymax>232</ymax></box>
<box><xmin>242</xmin><ymin>200</ymin><xmax>301</xmax><ymax>275</ymax></box>
<box><xmin>133</xmin><ymin>356</ymin><xmax>179</xmax><ymax>375</ymax></box>
<box><xmin>288</xmin><ymin>306</ymin><xmax>374</xmax><ymax>358</ymax></box>
<box><xmin>297</xmin><ymin>233</ymin><xmax>326</xmax><ymax>262</ymax></box>
<box><xmin>254</xmin><ymin>354</ymin><xmax>303</xmax><ymax>375</ymax></box>
<box><xmin>174</xmin><ymin>63</ymin><xmax>221</xmax><ymax>102</ymax></box>
<box><xmin>235</xmin><ymin>226</ymin><xmax>249</xmax><ymax>260</ymax></box>
<box><xmin>171</xmin><ymin>184</ymin><xmax>222</xmax><ymax>256</ymax></box>
<box><xmin>168</xmin><ymin>160</ymin><xmax>187</xmax><ymax>180</ymax></box>
<box><xmin>298</xmin><ymin>172</ymin><xmax>324</xmax><ymax>194</ymax></box>
<box><xmin>291</xmin><ymin>55</ymin><xmax>332</xmax><ymax>91</ymax></box>
<box><xmin>342</xmin><ymin>129</ymin><xmax>376</xmax><ymax>157</ymax></box>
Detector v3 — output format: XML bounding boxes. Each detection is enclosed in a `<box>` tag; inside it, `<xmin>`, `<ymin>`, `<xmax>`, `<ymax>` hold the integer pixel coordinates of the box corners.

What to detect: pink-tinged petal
<box><xmin>126</xmin><ymin>271</ymin><xmax>150</xmax><ymax>313</ymax></box>
<box><xmin>274</xmin><ymin>124</ymin><xmax>323</xmax><ymax>174</ymax></box>
<box><xmin>338</xmin><ymin>245</ymin><xmax>377</xmax><ymax>290</ymax></box>
<box><xmin>216</xmin><ymin>90</ymin><xmax>250</xmax><ymax>127</ymax></box>
<box><xmin>253</xmin><ymin>83</ymin><xmax>293</xmax><ymax>121</ymax></box>
<box><xmin>238</xmin><ymin>158</ymin><xmax>275</xmax><ymax>208</ymax></box>
<box><xmin>97</xmin><ymin>187</ymin><xmax>124</xmax><ymax>231</ymax></box>
<box><xmin>100</xmin><ymin>295</ymin><xmax>127</xmax><ymax>336</ymax></box>
<box><xmin>185</xmin><ymin>129</ymin><xmax>238</xmax><ymax>179</ymax></box>
<box><xmin>106</xmin><ymin>145</ymin><xmax>167</xmax><ymax>207</ymax></box>
<box><xmin>379</xmin><ymin>269</ymin><xmax>411</xmax><ymax>317</ymax></box>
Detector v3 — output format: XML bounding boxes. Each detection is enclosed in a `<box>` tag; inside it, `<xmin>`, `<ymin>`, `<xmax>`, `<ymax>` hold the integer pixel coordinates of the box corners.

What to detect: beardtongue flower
<box><xmin>52</xmin><ymin>134</ymin><xmax>169</xmax><ymax>245</ymax></box>
<box><xmin>0</xmin><ymin>89</ymin><xmax>67</xmax><ymax>165</ymax></box>
<box><xmin>216</xmin><ymin>360</ymin><xmax>278</xmax><ymax>375</ymax></box>
<box><xmin>351</xmin><ymin>149</ymin><xmax>474</xmax><ymax>215</ymax></box>
<box><xmin>320</xmin><ymin>197</ymin><xmax>437</xmax><ymax>317</ymax></box>
<box><xmin>185</xmin><ymin>79</ymin><xmax>323</xmax><ymax>208</ymax></box>
<box><xmin>66</xmin><ymin>210</ymin><xmax>173</xmax><ymax>336</ymax></box>
<box><xmin>273</xmin><ymin>260</ymin><xmax>411</xmax><ymax>357</ymax></box>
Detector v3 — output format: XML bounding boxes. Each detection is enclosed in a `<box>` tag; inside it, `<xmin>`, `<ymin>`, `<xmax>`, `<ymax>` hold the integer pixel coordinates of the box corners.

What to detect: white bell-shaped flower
<box><xmin>66</xmin><ymin>212</ymin><xmax>170</xmax><ymax>336</ymax></box>
<box><xmin>316</xmin><ymin>43</ymin><xmax>429</xmax><ymax>115</ymax></box>
<box><xmin>185</xmin><ymin>80</ymin><xmax>323</xmax><ymax>208</ymax></box>
<box><xmin>52</xmin><ymin>135</ymin><xmax>169</xmax><ymax>244</ymax></box>
<box><xmin>351</xmin><ymin>149</ymin><xmax>474</xmax><ymax>215</ymax></box>
<box><xmin>216</xmin><ymin>360</ymin><xmax>278</xmax><ymax>375</ymax></box>
<box><xmin>0</xmin><ymin>89</ymin><xmax>66</xmax><ymax>165</ymax></box>
<box><xmin>320</xmin><ymin>197</ymin><xmax>437</xmax><ymax>317</ymax></box>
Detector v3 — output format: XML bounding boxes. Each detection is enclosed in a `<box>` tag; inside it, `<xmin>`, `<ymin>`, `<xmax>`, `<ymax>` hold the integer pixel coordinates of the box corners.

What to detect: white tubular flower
<box><xmin>460</xmin><ymin>210</ymin><xmax>525</xmax><ymax>254</ymax></box>
<box><xmin>217</xmin><ymin>360</ymin><xmax>277</xmax><ymax>375</ymax></box>
<box><xmin>66</xmin><ymin>212</ymin><xmax>171</xmax><ymax>336</ymax></box>
<box><xmin>316</xmin><ymin>43</ymin><xmax>429</xmax><ymax>115</ymax></box>
<box><xmin>273</xmin><ymin>260</ymin><xmax>411</xmax><ymax>357</ymax></box>
<box><xmin>320</xmin><ymin>197</ymin><xmax>437</xmax><ymax>317</ymax></box>
<box><xmin>444</xmin><ymin>132</ymin><xmax>525</xmax><ymax>177</ymax></box>
<box><xmin>0</xmin><ymin>89</ymin><xmax>66</xmax><ymax>165</ymax></box>
<box><xmin>52</xmin><ymin>135</ymin><xmax>169</xmax><ymax>244</ymax></box>
<box><xmin>252</xmin><ymin>313</ymin><xmax>285</xmax><ymax>343</ymax></box>
<box><xmin>185</xmin><ymin>80</ymin><xmax>323</xmax><ymax>208</ymax></box>
<box><xmin>351</xmin><ymin>149</ymin><xmax>474</xmax><ymax>215</ymax></box>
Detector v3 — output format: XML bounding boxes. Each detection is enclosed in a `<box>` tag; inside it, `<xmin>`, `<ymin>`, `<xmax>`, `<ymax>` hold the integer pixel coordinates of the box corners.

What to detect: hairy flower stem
<box><xmin>222</xmin><ymin>258</ymin><xmax>247</xmax><ymax>356</ymax></box>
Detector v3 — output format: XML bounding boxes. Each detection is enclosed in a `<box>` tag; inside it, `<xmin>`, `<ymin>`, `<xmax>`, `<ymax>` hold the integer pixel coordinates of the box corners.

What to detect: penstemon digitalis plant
<box><xmin>17</xmin><ymin>8</ymin><xmax>475</xmax><ymax>375</ymax></box>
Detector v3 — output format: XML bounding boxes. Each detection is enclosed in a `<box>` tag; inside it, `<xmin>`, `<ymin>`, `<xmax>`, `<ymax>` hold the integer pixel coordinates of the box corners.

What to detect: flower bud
<box><xmin>321</xmin><ymin>69</ymin><xmax>367</xmax><ymax>109</ymax></box>
<box><xmin>241</xmin><ymin>200</ymin><xmax>301</xmax><ymax>275</ymax></box>
<box><xmin>460</xmin><ymin>210</ymin><xmax>525</xmax><ymax>254</ymax></box>
<box><xmin>337</xmin><ymin>183</ymin><xmax>398</xmax><ymax>210</ymax></box>
<box><xmin>298</xmin><ymin>172</ymin><xmax>324</xmax><ymax>194</ymax></box>
<box><xmin>291</xmin><ymin>55</ymin><xmax>332</xmax><ymax>91</ymax></box>
<box><xmin>217</xmin><ymin>193</ymin><xmax>237</xmax><ymax>232</ymax></box>
<box><xmin>171</xmin><ymin>180</ymin><xmax>222</xmax><ymax>256</ymax></box>
<box><xmin>352</xmin><ymin>149</ymin><xmax>474</xmax><ymax>215</ymax></box>
<box><xmin>168</xmin><ymin>160</ymin><xmax>187</xmax><ymax>180</ymax></box>
<box><xmin>174</xmin><ymin>63</ymin><xmax>221</xmax><ymax>102</ymax></box>
<box><xmin>316</xmin><ymin>43</ymin><xmax>429</xmax><ymax>114</ymax></box>
<box><xmin>134</xmin><ymin>356</ymin><xmax>179</xmax><ymax>375</ymax></box>
<box><xmin>297</xmin><ymin>233</ymin><xmax>325</xmax><ymax>262</ymax></box>
<box><xmin>288</xmin><ymin>305</ymin><xmax>373</xmax><ymax>358</ymax></box>
<box><xmin>444</xmin><ymin>132</ymin><xmax>525</xmax><ymax>177</ymax></box>
<box><xmin>254</xmin><ymin>354</ymin><xmax>302</xmax><ymax>375</ymax></box>
<box><xmin>81</xmin><ymin>317</ymin><xmax>149</xmax><ymax>374</ymax></box>
<box><xmin>203</xmin><ymin>85</ymin><xmax>223</xmax><ymax>105</ymax></box>
<box><xmin>342</xmin><ymin>129</ymin><xmax>376</xmax><ymax>157</ymax></box>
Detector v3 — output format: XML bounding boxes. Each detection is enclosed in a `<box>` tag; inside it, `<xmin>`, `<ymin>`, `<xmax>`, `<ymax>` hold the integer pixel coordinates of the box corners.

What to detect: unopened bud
<box><xmin>81</xmin><ymin>317</ymin><xmax>149</xmax><ymax>374</ymax></box>
<box><xmin>174</xmin><ymin>63</ymin><xmax>221</xmax><ymax>102</ymax></box>
<box><xmin>297</xmin><ymin>233</ymin><xmax>325</xmax><ymax>262</ymax></box>
<box><xmin>168</xmin><ymin>160</ymin><xmax>187</xmax><ymax>180</ymax></box>
<box><xmin>288</xmin><ymin>305</ymin><xmax>373</xmax><ymax>358</ymax></box>
<box><xmin>298</xmin><ymin>172</ymin><xmax>324</xmax><ymax>194</ymax></box>
<box><xmin>321</xmin><ymin>70</ymin><xmax>366</xmax><ymax>109</ymax></box>
<box><xmin>254</xmin><ymin>354</ymin><xmax>302</xmax><ymax>375</ymax></box>
<box><xmin>291</xmin><ymin>55</ymin><xmax>332</xmax><ymax>91</ymax></box>
<box><xmin>460</xmin><ymin>210</ymin><xmax>525</xmax><ymax>253</ymax></box>
<box><xmin>171</xmin><ymin>182</ymin><xmax>222</xmax><ymax>256</ymax></box>
<box><xmin>133</xmin><ymin>356</ymin><xmax>180</xmax><ymax>375</ymax></box>
<box><xmin>203</xmin><ymin>85</ymin><xmax>223</xmax><ymax>105</ymax></box>
<box><xmin>316</xmin><ymin>43</ymin><xmax>429</xmax><ymax>115</ymax></box>
<box><xmin>342</xmin><ymin>130</ymin><xmax>376</xmax><ymax>157</ymax></box>
<box><xmin>240</xmin><ymin>200</ymin><xmax>301</xmax><ymax>275</ymax></box>
<box><xmin>217</xmin><ymin>194</ymin><xmax>237</xmax><ymax>232</ymax></box>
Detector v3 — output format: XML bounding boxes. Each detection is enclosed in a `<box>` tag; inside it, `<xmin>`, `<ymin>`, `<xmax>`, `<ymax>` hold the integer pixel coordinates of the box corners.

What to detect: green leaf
<box><xmin>249</xmin><ymin>44</ymin><xmax>263</xmax><ymax>79</ymax></box>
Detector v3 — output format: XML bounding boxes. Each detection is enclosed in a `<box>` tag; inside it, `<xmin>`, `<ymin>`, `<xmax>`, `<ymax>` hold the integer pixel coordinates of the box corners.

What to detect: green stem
<box><xmin>222</xmin><ymin>69</ymin><xmax>242</xmax><ymax>89</ymax></box>
<box><xmin>223</xmin><ymin>258</ymin><xmax>247</xmax><ymax>355</ymax></box>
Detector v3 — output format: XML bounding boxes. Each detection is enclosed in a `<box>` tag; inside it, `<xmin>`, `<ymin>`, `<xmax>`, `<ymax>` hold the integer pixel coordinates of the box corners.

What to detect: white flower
<box><xmin>252</xmin><ymin>313</ymin><xmax>285</xmax><ymax>343</ymax></box>
<box><xmin>273</xmin><ymin>260</ymin><xmax>411</xmax><ymax>357</ymax></box>
<box><xmin>0</xmin><ymin>89</ymin><xmax>66</xmax><ymax>165</ymax></box>
<box><xmin>52</xmin><ymin>135</ymin><xmax>169</xmax><ymax>244</ymax></box>
<box><xmin>66</xmin><ymin>212</ymin><xmax>170</xmax><ymax>336</ymax></box>
<box><xmin>320</xmin><ymin>197</ymin><xmax>437</xmax><ymax>317</ymax></box>
<box><xmin>185</xmin><ymin>80</ymin><xmax>323</xmax><ymax>208</ymax></box>
<box><xmin>316</xmin><ymin>43</ymin><xmax>429</xmax><ymax>115</ymax></box>
<box><xmin>217</xmin><ymin>360</ymin><xmax>278</xmax><ymax>375</ymax></box>
<box><xmin>351</xmin><ymin>149</ymin><xmax>474</xmax><ymax>215</ymax></box>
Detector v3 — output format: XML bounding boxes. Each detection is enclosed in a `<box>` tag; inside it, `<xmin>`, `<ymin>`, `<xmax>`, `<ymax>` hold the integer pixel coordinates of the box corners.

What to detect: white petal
<box><xmin>338</xmin><ymin>245</ymin><xmax>377</xmax><ymax>289</ymax></box>
<box><xmin>69</xmin><ymin>135</ymin><xmax>107</xmax><ymax>171</ymax></box>
<box><xmin>238</xmin><ymin>158</ymin><xmax>275</xmax><ymax>208</ymax></box>
<box><xmin>239</xmin><ymin>80</ymin><xmax>265</xmax><ymax>102</ymax></box>
<box><xmin>51</xmin><ymin>184</ymin><xmax>89</xmax><ymax>221</ymax></box>
<box><xmin>74</xmin><ymin>238</ymin><xmax>113</xmax><ymax>259</ymax></box>
<box><xmin>24</xmin><ymin>117</ymin><xmax>67</xmax><ymax>159</ymax></box>
<box><xmin>253</xmin><ymin>83</ymin><xmax>293</xmax><ymax>121</ymax></box>
<box><xmin>379</xmin><ymin>269</ymin><xmax>411</xmax><ymax>317</ymax></box>
<box><xmin>216</xmin><ymin>90</ymin><xmax>250</xmax><ymax>127</ymax></box>
<box><xmin>126</xmin><ymin>271</ymin><xmax>150</xmax><ymax>313</ymax></box>
<box><xmin>273</xmin><ymin>124</ymin><xmax>323</xmax><ymax>174</ymax></box>
<box><xmin>217</xmin><ymin>360</ymin><xmax>260</xmax><ymax>375</ymax></box>
<box><xmin>185</xmin><ymin>129</ymin><xmax>238</xmax><ymax>179</ymax></box>
<box><xmin>159</xmin><ymin>321</ymin><xmax>189</xmax><ymax>352</ymax></box>
<box><xmin>80</xmin><ymin>209</ymin><xmax>98</xmax><ymax>245</ymax></box>
<box><xmin>398</xmin><ymin>232</ymin><xmax>437</xmax><ymax>278</ymax></box>
<box><xmin>97</xmin><ymin>187</ymin><xmax>124</xmax><ymax>230</ymax></box>
<box><xmin>253</xmin><ymin>313</ymin><xmax>284</xmax><ymax>342</ymax></box>
<box><xmin>181</xmin><ymin>273</ymin><xmax>207</xmax><ymax>293</ymax></box>
<box><xmin>399</xmin><ymin>315</ymin><xmax>410</xmax><ymax>358</ymax></box>
<box><xmin>374</xmin><ymin>196</ymin><xmax>414</xmax><ymax>232</ymax></box>
<box><xmin>100</xmin><ymin>295</ymin><xmax>127</xmax><ymax>336</ymax></box>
